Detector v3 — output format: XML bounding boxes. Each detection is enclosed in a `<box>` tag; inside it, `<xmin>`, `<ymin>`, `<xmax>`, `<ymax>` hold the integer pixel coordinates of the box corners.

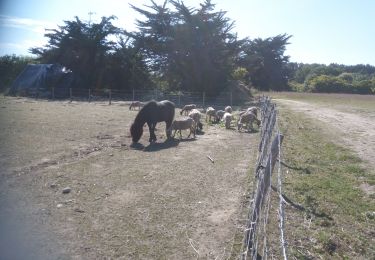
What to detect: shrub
<box><xmin>353</xmin><ymin>79</ymin><xmax>375</xmax><ymax>94</ymax></box>
<box><xmin>288</xmin><ymin>81</ymin><xmax>304</xmax><ymax>92</ymax></box>
<box><xmin>304</xmin><ymin>75</ymin><xmax>374</xmax><ymax>94</ymax></box>
<box><xmin>338</xmin><ymin>72</ymin><xmax>354</xmax><ymax>83</ymax></box>
<box><xmin>305</xmin><ymin>75</ymin><xmax>350</xmax><ymax>93</ymax></box>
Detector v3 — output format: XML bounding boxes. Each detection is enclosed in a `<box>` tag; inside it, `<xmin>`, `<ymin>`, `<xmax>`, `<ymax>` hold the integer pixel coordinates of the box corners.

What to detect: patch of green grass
<box><xmin>274</xmin><ymin>107</ymin><xmax>375</xmax><ymax>259</ymax></box>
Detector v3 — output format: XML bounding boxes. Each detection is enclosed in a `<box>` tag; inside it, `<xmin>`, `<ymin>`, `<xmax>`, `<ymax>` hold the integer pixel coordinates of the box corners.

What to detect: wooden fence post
<box><xmin>178</xmin><ymin>91</ymin><xmax>181</xmax><ymax>107</ymax></box>
<box><xmin>69</xmin><ymin>88</ymin><xmax>72</xmax><ymax>102</ymax></box>
<box><xmin>52</xmin><ymin>87</ymin><xmax>55</xmax><ymax>100</ymax></box>
<box><xmin>88</xmin><ymin>89</ymin><xmax>91</xmax><ymax>103</ymax></box>
<box><xmin>230</xmin><ymin>91</ymin><xmax>233</xmax><ymax>107</ymax></box>
<box><xmin>132</xmin><ymin>88</ymin><xmax>135</xmax><ymax>101</ymax></box>
<box><xmin>109</xmin><ymin>89</ymin><xmax>112</xmax><ymax>105</ymax></box>
<box><xmin>203</xmin><ymin>92</ymin><xmax>206</xmax><ymax>108</ymax></box>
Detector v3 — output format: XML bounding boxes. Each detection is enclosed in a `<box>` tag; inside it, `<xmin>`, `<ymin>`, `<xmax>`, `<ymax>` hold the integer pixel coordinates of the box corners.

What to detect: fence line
<box><xmin>241</xmin><ymin>96</ymin><xmax>287</xmax><ymax>260</ymax></box>
<box><xmin>15</xmin><ymin>87</ymin><xmax>247</xmax><ymax>108</ymax></box>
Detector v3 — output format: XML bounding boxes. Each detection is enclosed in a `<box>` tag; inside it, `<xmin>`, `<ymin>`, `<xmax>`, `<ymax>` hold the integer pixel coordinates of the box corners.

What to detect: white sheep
<box><xmin>170</xmin><ymin>117</ymin><xmax>196</xmax><ymax>139</ymax></box>
<box><xmin>238</xmin><ymin>111</ymin><xmax>261</xmax><ymax>132</ymax></box>
<box><xmin>206</xmin><ymin>107</ymin><xmax>217</xmax><ymax>122</ymax></box>
<box><xmin>129</xmin><ymin>101</ymin><xmax>144</xmax><ymax>110</ymax></box>
<box><xmin>238</xmin><ymin>107</ymin><xmax>257</xmax><ymax>117</ymax></box>
<box><xmin>222</xmin><ymin>112</ymin><xmax>233</xmax><ymax>129</ymax></box>
<box><xmin>224</xmin><ymin>106</ymin><xmax>233</xmax><ymax>113</ymax></box>
<box><xmin>188</xmin><ymin>109</ymin><xmax>203</xmax><ymax>133</ymax></box>
<box><xmin>180</xmin><ymin>104</ymin><xmax>197</xmax><ymax>115</ymax></box>
<box><xmin>246</xmin><ymin>106</ymin><xmax>258</xmax><ymax>117</ymax></box>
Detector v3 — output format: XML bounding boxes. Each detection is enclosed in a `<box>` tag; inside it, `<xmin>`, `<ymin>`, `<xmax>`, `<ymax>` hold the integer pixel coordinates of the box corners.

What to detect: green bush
<box><xmin>288</xmin><ymin>81</ymin><xmax>304</xmax><ymax>92</ymax></box>
<box><xmin>305</xmin><ymin>75</ymin><xmax>350</xmax><ymax>93</ymax></box>
<box><xmin>304</xmin><ymin>75</ymin><xmax>374</xmax><ymax>94</ymax></box>
<box><xmin>353</xmin><ymin>79</ymin><xmax>375</xmax><ymax>94</ymax></box>
<box><xmin>338</xmin><ymin>72</ymin><xmax>354</xmax><ymax>83</ymax></box>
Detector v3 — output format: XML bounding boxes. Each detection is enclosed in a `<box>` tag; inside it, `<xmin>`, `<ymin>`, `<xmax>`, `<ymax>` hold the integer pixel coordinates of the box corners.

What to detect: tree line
<box><xmin>1</xmin><ymin>0</ymin><xmax>374</xmax><ymax>95</ymax></box>
<box><xmin>288</xmin><ymin>63</ymin><xmax>375</xmax><ymax>94</ymax></box>
<box><xmin>1</xmin><ymin>0</ymin><xmax>292</xmax><ymax>96</ymax></box>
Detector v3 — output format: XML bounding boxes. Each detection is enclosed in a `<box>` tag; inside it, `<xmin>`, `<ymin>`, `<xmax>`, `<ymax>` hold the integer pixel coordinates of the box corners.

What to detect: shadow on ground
<box><xmin>130</xmin><ymin>139</ymin><xmax>182</xmax><ymax>152</ymax></box>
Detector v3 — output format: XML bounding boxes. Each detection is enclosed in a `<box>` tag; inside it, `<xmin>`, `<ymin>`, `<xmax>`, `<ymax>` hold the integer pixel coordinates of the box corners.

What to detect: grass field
<box><xmin>269</xmin><ymin>91</ymin><xmax>375</xmax><ymax>115</ymax></box>
<box><xmin>265</xmin><ymin>92</ymin><xmax>375</xmax><ymax>259</ymax></box>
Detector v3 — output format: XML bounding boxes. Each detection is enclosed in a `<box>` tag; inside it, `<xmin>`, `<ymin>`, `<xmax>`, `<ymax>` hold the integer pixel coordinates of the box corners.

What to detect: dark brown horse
<box><xmin>130</xmin><ymin>100</ymin><xmax>175</xmax><ymax>143</ymax></box>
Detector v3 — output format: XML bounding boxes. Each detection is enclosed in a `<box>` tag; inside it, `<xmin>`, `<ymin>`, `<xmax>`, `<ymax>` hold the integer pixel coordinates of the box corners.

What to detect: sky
<box><xmin>1</xmin><ymin>0</ymin><xmax>375</xmax><ymax>65</ymax></box>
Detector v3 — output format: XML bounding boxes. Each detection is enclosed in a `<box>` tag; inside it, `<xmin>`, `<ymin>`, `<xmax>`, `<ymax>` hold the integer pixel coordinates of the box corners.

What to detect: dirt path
<box><xmin>275</xmin><ymin>99</ymin><xmax>375</xmax><ymax>170</ymax></box>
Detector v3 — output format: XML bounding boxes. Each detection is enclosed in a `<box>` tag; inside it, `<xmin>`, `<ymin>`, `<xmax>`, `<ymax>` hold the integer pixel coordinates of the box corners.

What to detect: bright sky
<box><xmin>1</xmin><ymin>0</ymin><xmax>374</xmax><ymax>65</ymax></box>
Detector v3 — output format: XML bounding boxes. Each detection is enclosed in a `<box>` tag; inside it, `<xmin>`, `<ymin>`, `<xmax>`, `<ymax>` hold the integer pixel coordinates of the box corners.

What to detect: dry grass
<box><xmin>262</xmin><ymin>95</ymin><xmax>375</xmax><ymax>259</ymax></box>
<box><xmin>268</xmin><ymin>91</ymin><xmax>375</xmax><ymax>116</ymax></box>
<box><xmin>0</xmin><ymin>97</ymin><xmax>259</xmax><ymax>259</ymax></box>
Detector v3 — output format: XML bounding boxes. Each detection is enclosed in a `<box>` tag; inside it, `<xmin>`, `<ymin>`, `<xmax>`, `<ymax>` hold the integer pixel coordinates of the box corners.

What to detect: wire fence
<box><xmin>17</xmin><ymin>87</ymin><xmax>247</xmax><ymax>108</ymax></box>
<box><xmin>241</xmin><ymin>96</ymin><xmax>287</xmax><ymax>260</ymax></box>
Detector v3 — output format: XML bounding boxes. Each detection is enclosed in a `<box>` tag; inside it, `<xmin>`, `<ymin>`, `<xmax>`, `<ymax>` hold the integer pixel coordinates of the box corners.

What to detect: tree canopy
<box><xmin>30</xmin><ymin>16</ymin><xmax>151</xmax><ymax>90</ymax></box>
<box><xmin>129</xmin><ymin>0</ymin><xmax>242</xmax><ymax>95</ymax></box>
<box><xmin>238</xmin><ymin>34</ymin><xmax>292</xmax><ymax>91</ymax></box>
<box><xmin>2</xmin><ymin>1</ymin><xmax>301</xmax><ymax>95</ymax></box>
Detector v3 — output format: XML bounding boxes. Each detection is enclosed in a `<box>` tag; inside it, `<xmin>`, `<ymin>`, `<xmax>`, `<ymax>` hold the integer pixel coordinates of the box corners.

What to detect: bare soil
<box><xmin>275</xmin><ymin>98</ymin><xmax>375</xmax><ymax>194</ymax></box>
<box><xmin>0</xmin><ymin>97</ymin><xmax>258</xmax><ymax>259</ymax></box>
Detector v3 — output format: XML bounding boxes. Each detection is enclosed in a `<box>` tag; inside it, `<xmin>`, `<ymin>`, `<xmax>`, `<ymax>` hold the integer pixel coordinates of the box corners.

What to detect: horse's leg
<box><xmin>151</xmin><ymin>123</ymin><xmax>157</xmax><ymax>141</ymax></box>
<box><xmin>147</xmin><ymin>122</ymin><xmax>157</xmax><ymax>142</ymax></box>
<box><xmin>147</xmin><ymin>122</ymin><xmax>153</xmax><ymax>142</ymax></box>
<box><xmin>165</xmin><ymin>120</ymin><xmax>173</xmax><ymax>139</ymax></box>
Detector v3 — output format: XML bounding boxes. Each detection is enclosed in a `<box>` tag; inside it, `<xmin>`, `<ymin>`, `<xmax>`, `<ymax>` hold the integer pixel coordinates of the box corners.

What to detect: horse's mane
<box><xmin>133</xmin><ymin>100</ymin><xmax>157</xmax><ymax>125</ymax></box>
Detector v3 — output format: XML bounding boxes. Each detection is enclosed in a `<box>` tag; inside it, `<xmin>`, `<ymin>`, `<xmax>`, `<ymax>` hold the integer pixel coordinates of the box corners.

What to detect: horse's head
<box><xmin>130</xmin><ymin>123</ymin><xmax>143</xmax><ymax>143</ymax></box>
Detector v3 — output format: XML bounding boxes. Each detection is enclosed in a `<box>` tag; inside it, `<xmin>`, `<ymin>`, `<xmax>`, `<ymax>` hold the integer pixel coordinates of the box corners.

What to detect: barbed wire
<box><xmin>276</xmin><ymin>113</ymin><xmax>288</xmax><ymax>260</ymax></box>
<box><xmin>241</xmin><ymin>96</ymin><xmax>287</xmax><ymax>260</ymax></box>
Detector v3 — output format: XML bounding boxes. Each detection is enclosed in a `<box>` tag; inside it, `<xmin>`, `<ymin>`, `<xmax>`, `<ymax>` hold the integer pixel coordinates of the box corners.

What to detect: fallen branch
<box><xmin>206</xmin><ymin>155</ymin><xmax>214</xmax><ymax>163</ymax></box>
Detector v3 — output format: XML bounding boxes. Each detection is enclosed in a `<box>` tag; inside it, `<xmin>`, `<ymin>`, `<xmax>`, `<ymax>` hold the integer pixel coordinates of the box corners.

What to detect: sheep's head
<box><xmin>197</xmin><ymin>122</ymin><xmax>203</xmax><ymax>130</ymax></box>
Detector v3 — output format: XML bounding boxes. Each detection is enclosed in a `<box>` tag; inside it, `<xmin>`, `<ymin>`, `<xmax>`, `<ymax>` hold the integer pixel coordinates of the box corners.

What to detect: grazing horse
<box><xmin>130</xmin><ymin>100</ymin><xmax>175</xmax><ymax>143</ymax></box>
<box><xmin>129</xmin><ymin>101</ymin><xmax>144</xmax><ymax>110</ymax></box>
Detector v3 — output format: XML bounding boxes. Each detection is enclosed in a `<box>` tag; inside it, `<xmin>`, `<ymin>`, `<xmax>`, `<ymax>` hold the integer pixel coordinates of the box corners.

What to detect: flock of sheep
<box><xmin>129</xmin><ymin>101</ymin><xmax>261</xmax><ymax>140</ymax></box>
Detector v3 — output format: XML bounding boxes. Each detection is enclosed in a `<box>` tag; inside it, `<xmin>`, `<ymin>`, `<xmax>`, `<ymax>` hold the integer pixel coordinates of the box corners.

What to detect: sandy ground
<box><xmin>0</xmin><ymin>97</ymin><xmax>258</xmax><ymax>259</ymax></box>
<box><xmin>275</xmin><ymin>98</ymin><xmax>375</xmax><ymax>195</ymax></box>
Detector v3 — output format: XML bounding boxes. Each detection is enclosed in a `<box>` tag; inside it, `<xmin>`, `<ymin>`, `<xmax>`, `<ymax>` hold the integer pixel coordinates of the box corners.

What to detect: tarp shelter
<box><xmin>9</xmin><ymin>64</ymin><xmax>76</xmax><ymax>97</ymax></box>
